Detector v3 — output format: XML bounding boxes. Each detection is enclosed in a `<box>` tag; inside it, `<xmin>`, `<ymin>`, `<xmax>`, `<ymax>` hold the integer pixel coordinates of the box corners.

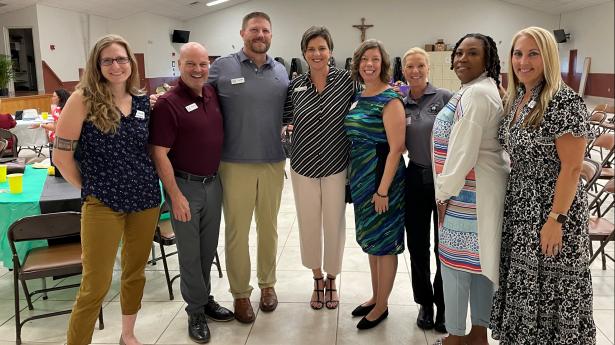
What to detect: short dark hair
<box><xmin>351</xmin><ymin>39</ymin><xmax>392</xmax><ymax>84</ymax></box>
<box><xmin>242</xmin><ymin>12</ymin><xmax>271</xmax><ymax>30</ymax></box>
<box><xmin>300</xmin><ymin>26</ymin><xmax>334</xmax><ymax>55</ymax></box>
<box><xmin>450</xmin><ymin>33</ymin><xmax>501</xmax><ymax>86</ymax></box>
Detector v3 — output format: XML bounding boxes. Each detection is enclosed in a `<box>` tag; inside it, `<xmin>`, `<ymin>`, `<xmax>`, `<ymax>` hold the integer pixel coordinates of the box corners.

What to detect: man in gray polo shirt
<box><xmin>207</xmin><ymin>11</ymin><xmax>288</xmax><ymax>323</ymax></box>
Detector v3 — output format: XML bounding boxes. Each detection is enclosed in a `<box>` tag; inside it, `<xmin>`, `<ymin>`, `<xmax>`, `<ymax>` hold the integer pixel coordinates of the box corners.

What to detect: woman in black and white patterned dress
<box><xmin>490</xmin><ymin>26</ymin><xmax>596</xmax><ymax>344</ymax></box>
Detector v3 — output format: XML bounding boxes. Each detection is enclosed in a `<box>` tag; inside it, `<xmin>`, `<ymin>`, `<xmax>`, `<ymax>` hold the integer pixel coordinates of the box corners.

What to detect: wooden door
<box><xmin>567</xmin><ymin>49</ymin><xmax>578</xmax><ymax>91</ymax></box>
<box><xmin>134</xmin><ymin>53</ymin><xmax>147</xmax><ymax>91</ymax></box>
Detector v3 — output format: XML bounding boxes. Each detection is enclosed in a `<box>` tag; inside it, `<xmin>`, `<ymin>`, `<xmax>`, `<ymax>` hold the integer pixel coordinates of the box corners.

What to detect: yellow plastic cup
<box><xmin>48</xmin><ymin>166</ymin><xmax>55</xmax><ymax>176</ymax></box>
<box><xmin>7</xmin><ymin>173</ymin><xmax>23</xmax><ymax>194</ymax></box>
<box><xmin>0</xmin><ymin>164</ymin><xmax>6</xmax><ymax>183</ymax></box>
<box><xmin>41</xmin><ymin>112</ymin><xmax>49</xmax><ymax>120</ymax></box>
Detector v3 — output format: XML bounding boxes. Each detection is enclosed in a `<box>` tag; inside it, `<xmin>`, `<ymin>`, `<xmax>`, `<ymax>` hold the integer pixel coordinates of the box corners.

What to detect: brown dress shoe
<box><xmin>259</xmin><ymin>287</ymin><xmax>278</xmax><ymax>312</ymax></box>
<box><xmin>233</xmin><ymin>298</ymin><xmax>255</xmax><ymax>323</ymax></box>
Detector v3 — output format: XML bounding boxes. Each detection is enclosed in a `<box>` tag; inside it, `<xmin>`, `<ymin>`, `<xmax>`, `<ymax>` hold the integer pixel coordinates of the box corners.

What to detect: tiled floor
<box><xmin>0</xmin><ymin>166</ymin><xmax>613</xmax><ymax>345</ymax></box>
<box><xmin>1</xmin><ymin>97</ymin><xmax>613</xmax><ymax>344</ymax></box>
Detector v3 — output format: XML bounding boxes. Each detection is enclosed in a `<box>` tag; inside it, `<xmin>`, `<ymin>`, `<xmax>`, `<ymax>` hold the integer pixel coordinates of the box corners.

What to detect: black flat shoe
<box><xmin>434</xmin><ymin>311</ymin><xmax>447</xmax><ymax>333</ymax></box>
<box><xmin>417</xmin><ymin>305</ymin><xmax>435</xmax><ymax>330</ymax></box>
<box><xmin>357</xmin><ymin>308</ymin><xmax>388</xmax><ymax>330</ymax></box>
<box><xmin>351</xmin><ymin>303</ymin><xmax>375</xmax><ymax>317</ymax></box>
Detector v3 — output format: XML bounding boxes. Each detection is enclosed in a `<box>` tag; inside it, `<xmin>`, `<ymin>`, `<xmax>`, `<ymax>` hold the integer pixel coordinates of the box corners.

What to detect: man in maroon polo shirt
<box><xmin>149</xmin><ymin>42</ymin><xmax>233</xmax><ymax>344</ymax></box>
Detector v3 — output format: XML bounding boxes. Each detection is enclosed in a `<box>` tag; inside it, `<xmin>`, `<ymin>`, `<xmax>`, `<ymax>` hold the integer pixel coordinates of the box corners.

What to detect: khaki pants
<box><xmin>219</xmin><ymin>161</ymin><xmax>285</xmax><ymax>299</ymax></box>
<box><xmin>66</xmin><ymin>196</ymin><xmax>158</xmax><ymax>345</ymax></box>
<box><xmin>291</xmin><ymin>169</ymin><xmax>346</xmax><ymax>276</ymax></box>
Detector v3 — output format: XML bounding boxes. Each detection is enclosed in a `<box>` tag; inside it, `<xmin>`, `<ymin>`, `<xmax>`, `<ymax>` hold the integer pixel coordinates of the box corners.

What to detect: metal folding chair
<box><xmin>8</xmin><ymin>212</ymin><xmax>104</xmax><ymax>345</ymax></box>
<box><xmin>149</xmin><ymin>202</ymin><xmax>223</xmax><ymax>300</ymax></box>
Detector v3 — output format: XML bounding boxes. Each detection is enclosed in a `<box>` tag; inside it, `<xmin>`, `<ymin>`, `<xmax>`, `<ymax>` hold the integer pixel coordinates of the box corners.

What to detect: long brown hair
<box><xmin>76</xmin><ymin>34</ymin><xmax>143</xmax><ymax>134</ymax></box>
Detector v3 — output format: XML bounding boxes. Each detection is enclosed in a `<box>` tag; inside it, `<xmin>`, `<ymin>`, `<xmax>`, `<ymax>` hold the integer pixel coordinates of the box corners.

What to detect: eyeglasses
<box><xmin>100</xmin><ymin>57</ymin><xmax>130</xmax><ymax>66</ymax></box>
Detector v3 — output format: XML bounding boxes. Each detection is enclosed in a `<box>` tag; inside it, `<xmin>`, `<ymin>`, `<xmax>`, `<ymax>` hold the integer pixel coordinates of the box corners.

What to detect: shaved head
<box><xmin>179</xmin><ymin>42</ymin><xmax>207</xmax><ymax>58</ymax></box>
<box><xmin>178</xmin><ymin>42</ymin><xmax>210</xmax><ymax>96</ymax></box>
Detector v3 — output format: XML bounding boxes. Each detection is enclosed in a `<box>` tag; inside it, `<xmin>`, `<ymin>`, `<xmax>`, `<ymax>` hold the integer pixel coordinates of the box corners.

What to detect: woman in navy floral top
<box><xmin>54</xmin><ymin>34</ymin><xmax>160</xmax><ymax>345</ymax></box>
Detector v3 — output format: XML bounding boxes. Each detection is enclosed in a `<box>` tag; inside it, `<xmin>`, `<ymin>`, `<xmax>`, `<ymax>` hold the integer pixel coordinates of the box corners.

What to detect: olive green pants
<box><xmin>66</xmin><ymin>196</ymin><xmax>158</xmax><ymax>345</ymax></box>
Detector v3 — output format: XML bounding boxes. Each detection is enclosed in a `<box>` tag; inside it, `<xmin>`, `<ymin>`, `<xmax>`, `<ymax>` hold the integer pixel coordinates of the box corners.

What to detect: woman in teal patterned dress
<box><xmin>345</xmin><ymin>39</ymin><xmax>407</xmax><ymax>330</ymax></box>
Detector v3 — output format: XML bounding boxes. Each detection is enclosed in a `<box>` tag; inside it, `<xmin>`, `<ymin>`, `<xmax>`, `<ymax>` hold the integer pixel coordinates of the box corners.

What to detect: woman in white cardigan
<box><xmin>431</xmin><ymin>33</ymin><xmax>509</xmax><ymax>345</ymax></box>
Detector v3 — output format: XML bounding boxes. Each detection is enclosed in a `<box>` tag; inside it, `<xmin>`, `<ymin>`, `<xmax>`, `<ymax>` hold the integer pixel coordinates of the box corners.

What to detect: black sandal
<box><xmin>311</xmin><ymin>276</ymin><xmax>324</xmax><ymax>310</ymax></box>
<box><xmin>325</xmin><ymin>276</ymin><xmax>339</xmax><ymax>309</ymax></box>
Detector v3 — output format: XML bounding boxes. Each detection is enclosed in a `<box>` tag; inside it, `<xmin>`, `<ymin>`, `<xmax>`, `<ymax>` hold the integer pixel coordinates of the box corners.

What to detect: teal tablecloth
<box><xmin>0</xmin><ymin>166</ymin><xmax>49</xmax><ymax>268</ymax></box>
<box><xmin>1</xmin><ymin>171</ymin><xmax>168</xmax><ymax>268</ymax></box>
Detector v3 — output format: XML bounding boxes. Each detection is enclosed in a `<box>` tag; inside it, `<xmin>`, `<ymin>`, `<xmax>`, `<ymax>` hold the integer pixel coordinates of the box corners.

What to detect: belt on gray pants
<box><xmin>174</xmin><ymin>170</ymin><xmax>217</xmax><ymax>184</ymax></box>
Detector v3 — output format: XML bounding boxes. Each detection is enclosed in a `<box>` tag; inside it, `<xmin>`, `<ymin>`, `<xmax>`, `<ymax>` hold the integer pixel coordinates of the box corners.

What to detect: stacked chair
<box><xmin>582</xmin><ymin>105</ymin><xmax>615</xmax><ymax>270</ymax></box>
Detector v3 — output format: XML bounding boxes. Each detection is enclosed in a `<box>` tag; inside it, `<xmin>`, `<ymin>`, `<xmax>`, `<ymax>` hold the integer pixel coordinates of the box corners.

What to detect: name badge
<box><xmin>185</xmin><ymin>103</ymin><xmax>198</xmax><ymax>112</ymax></box>
<box><xmin>349</xmin><ymin>101</ymin><xmax>358</xmax><ymax>110</ymax></box>
<box><xmin>231</xmin><ymin>77</ymin><xmax>245</xmax><ymax>85</ymax></box>
<box><xmin>294</xmin><ymin>86</ymin><xmax>307</xmax><ymax>92</ymax></box>
<box><xmin>135</xmin><ymin>110</ymin><xmax>145</xmax><ymax>119</ymax></box>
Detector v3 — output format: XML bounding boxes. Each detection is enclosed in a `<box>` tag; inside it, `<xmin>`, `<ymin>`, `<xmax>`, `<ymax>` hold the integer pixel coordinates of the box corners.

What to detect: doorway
<box><xmin>8</xmin><ymin>28</ymin><xmax>38</xmax><ymax>95</ymax></box>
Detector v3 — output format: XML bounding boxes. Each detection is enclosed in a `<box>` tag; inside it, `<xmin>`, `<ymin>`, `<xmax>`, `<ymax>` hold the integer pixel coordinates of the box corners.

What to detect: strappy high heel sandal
<box><xmin>325</xmin><ymin>276</ymin><xmax>339</xmax><ymax>309</ymax></box>
<box><xmin>311</xmin><ymin>276</ymin><xmax>324</xmax><ymax>310</ymax></box>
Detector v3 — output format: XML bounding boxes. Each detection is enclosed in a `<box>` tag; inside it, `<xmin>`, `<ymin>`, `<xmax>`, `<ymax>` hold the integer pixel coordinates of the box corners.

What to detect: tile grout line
<box><xmin>153</xmin><ymin>301</ymin><xmax>183</xmax><ymax>345</ymax></box>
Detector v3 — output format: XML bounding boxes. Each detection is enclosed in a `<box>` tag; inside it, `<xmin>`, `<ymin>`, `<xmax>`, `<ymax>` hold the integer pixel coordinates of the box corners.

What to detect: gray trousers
<box><xmin>166</xmin><ymin>176</ymin><xmax>222</xmax><ymax>315</ymax></box>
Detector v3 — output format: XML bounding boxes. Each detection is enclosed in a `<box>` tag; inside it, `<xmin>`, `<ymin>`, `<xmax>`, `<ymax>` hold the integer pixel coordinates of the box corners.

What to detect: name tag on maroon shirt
<box><xmin>185</xmin><ymin>103</ymin><xmax>198</xmax><ymax>112</ymax></box>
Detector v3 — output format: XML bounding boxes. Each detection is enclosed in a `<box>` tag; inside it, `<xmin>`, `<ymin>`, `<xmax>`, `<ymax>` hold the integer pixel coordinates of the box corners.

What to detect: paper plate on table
<box><xmin>32</xmin><ymin>162</ymin><xmax>51</xmax><ymax>169</ymax></box>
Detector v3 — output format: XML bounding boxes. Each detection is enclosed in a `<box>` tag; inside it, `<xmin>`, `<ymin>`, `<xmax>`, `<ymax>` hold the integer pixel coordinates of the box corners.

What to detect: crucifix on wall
<box><xmin>353</xmin><ymin>17</ymin><xmax>373</xmax><ymax>42</ymax></box>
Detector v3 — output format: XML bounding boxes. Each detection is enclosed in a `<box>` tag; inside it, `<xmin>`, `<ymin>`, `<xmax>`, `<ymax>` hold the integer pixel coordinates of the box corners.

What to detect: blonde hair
<box><xmin>505</xmin><ymin>26</ymin><xmax>562</xmax><ymax>128</ymax></box>
<box><xmin>402</xmin><ymin>47</ymin><xmax>430</xmax><ymax>67</ymax></box>
<box><xmin>76</xmin><ymin>34</ymin><xmax>143</xmax><ymax>134</ymax></box>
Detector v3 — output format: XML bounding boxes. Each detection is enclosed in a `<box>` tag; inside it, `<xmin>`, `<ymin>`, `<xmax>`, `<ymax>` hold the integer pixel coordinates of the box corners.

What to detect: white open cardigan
<box><xmin>434</xmin><ymin>74</ymin><xmax>510</xmax><ymax>285</ymax></box>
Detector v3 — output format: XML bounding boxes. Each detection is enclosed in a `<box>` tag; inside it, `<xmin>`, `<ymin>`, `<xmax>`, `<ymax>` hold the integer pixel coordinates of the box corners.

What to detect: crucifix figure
<box><xmin>353</xmin><ymin>17</ymin><xmax>373</xmax><ymax>42</ymax></box>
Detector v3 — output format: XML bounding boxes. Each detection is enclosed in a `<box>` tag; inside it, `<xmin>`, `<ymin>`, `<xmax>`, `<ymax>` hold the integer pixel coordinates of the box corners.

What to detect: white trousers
<box><xmin>290</xmin><ymin>168</ymin><xmax>347</xmax><ymax>276</ymax></box>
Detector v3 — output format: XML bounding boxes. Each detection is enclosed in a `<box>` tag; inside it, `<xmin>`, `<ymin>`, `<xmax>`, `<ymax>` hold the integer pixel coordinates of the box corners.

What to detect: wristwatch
<box><xmin>548</xmin><ymin>212</ymin><xmax>568</xmax><ymax>224</ymax></box>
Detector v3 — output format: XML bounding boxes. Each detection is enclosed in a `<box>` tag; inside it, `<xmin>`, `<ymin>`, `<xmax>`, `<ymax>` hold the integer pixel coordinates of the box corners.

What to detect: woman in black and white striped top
<box><xmin>283</xmin><ymin>26</ymin><xmax>360</xmax><ymax>311</ymax></box>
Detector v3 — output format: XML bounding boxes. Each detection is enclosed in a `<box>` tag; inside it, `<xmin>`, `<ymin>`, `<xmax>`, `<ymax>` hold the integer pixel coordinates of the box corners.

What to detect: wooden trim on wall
<box><xmin>501</xmin><ymin>72</ymin><xmax>613</xmax><ymax>99</ymax></box>
<box><xmin>0</xmin><ymin>94</ymin><xmax>52</xmax><ymax>114</ymax></box>
<box><xmin>579</xmin><ymin>73</ymin><xmax>614</xmax><ymax>99</ymax></box>
<box><xmin>42</xmin><ymin>60</ymin><xmax>63</xmax><ymax>93</ymax></box>
<box><xmin>42</xmin><ymin>60</ymin><xmax>80</xmax><ymax>93</ymax></box>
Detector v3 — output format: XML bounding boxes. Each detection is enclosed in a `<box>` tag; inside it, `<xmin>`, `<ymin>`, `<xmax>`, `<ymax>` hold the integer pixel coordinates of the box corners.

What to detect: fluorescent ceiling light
<box><xmin>206</xmin><ymin>0</ymin><xmax>230</xmax><ymax>6</ymax></box>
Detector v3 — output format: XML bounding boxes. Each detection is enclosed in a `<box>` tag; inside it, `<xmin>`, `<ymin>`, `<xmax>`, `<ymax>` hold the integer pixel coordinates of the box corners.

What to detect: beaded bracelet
<box><xmin>375</xmin><ymin>191</ymin><xmax>388</xmax><ymax>198</ymax></box>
